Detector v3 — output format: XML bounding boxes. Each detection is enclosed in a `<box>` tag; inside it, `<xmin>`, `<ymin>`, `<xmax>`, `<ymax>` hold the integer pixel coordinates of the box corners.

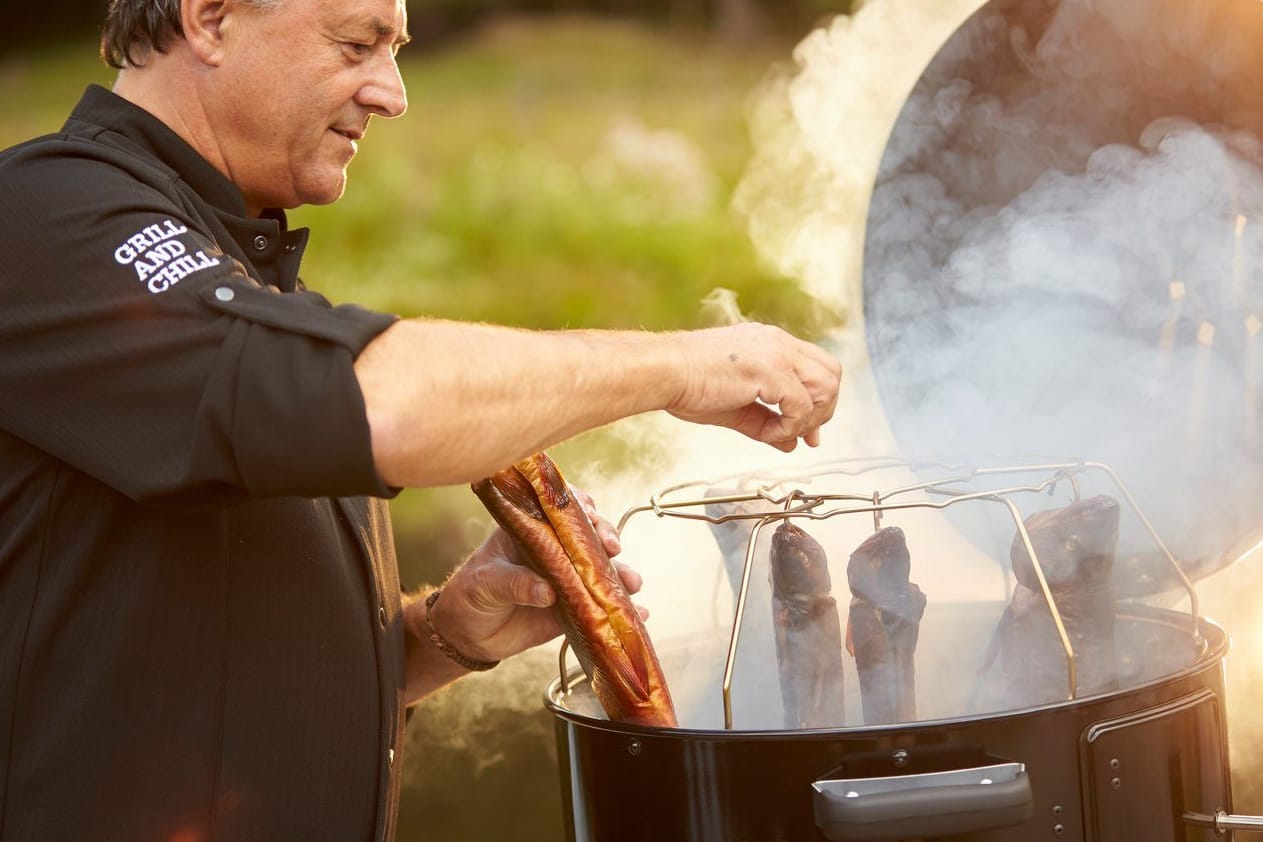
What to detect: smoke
<box><xmin>718</xmin><ymin>0</ymin><xmax>1263</xmax><ymax>807</ymax></box>
<box><xmin>735</xmin><ymin>0</ymin><xmax>1263</xmax><ymax>561</ymax></box>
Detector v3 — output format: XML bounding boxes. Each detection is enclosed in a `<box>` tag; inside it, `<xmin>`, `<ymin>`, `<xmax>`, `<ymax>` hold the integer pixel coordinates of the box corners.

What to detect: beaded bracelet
<box><xmin>424</xmin><ymin>589</ymin><xmax>500</xmax><ymax>672</ymax></box>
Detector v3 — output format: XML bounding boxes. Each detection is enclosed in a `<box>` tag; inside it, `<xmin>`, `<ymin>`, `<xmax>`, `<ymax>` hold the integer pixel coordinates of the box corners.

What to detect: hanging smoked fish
<box><xmin>769</xmin><ymin>521</ymin><xmax>846</xmax><ymax>729</ymax></box>
<box><xmin>845</xmin><ymin>526</ymin><xmax>926</xmax><ymax>725</ymax></box>
<box><xmin>989</xmin><ymin>495</ymin><xmax>1121</xmax><ymax>708</ymax></box>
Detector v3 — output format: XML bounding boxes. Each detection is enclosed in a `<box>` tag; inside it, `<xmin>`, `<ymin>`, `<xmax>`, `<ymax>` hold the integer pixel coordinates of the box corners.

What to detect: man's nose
<box><xmin>360</xmin><ymin>53</ymin><xmax>408</xmax><ymax>119</ymax></box>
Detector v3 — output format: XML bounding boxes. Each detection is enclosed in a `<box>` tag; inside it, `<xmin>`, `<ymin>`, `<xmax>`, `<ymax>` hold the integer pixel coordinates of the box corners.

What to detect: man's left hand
<box><xmin>425</xmin><ymin>486</ymin><xmax>640</xmax><ymax>665</ymax></box>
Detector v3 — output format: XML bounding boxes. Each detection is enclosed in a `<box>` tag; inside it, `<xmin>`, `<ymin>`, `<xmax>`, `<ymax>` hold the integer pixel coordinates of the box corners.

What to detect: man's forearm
<box><xmin>355</xmin><ymin>317</ymin><xmax>842</xmax><ymax>488</ymax></box>
<box><xmin>355</xmin><ymin>319</ymin><xmax>681</xmax><ymax>487</ymax></box>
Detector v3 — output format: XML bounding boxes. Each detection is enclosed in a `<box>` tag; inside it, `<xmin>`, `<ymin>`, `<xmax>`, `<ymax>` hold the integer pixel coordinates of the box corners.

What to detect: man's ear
<box><xmin>181</xmin><ymin>0</ymin><xmax>230</xmax><ymax>66</ymax></box>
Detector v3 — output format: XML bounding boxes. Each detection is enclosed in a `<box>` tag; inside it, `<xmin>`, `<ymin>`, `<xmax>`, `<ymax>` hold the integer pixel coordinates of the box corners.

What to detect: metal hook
<box><xmin>1047</xmin><ymin>469</ymin><xmax>1082</xmax><ymax>502</ymax></box>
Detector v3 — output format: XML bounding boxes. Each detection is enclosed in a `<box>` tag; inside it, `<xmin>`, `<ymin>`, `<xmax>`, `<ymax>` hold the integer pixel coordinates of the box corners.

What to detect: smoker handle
<box><xmin>1185</xmin><ymin>809</ymin><xmax>1263</xmax><ymax>834</ymax></box>
<box><xmin>812</xmin><ymin>762</ymin><xmax>1033</xmax><ymax>841</ymax></box>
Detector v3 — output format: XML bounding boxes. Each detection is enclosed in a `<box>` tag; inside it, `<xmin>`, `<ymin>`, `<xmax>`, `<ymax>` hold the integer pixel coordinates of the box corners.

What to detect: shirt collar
<box><xmin>67</xmin><ymin>84</ymin><xmax>288</xmax><ymax>227</ymax></box>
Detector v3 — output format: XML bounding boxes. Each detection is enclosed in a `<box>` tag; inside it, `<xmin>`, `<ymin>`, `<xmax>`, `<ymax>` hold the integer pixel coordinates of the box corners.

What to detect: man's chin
<box><xmin>297</xmin><ymin>175</ymin><xmax>349</xmax><ymax>208</ymax></box>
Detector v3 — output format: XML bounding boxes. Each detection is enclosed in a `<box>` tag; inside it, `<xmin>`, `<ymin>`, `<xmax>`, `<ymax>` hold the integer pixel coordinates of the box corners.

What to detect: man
<box><xmin>0</xmin><ymin>0</ymin><xmax>841</xmax><ymax>839</ymax></box>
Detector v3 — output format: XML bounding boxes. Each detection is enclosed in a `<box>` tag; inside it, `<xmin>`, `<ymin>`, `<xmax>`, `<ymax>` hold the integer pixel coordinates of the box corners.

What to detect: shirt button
<box><xmin>214</xmin><ymin>286</ymin><xmax>235</xmax><ymax>302</ymax></box>
<box><xmin>378</xmin><ymin>605</ymin><xmax>387</xmax><ymax>628</ymax></box>
<box><xmin>252</xmin><ymin>234</ymin><xmax>268</xmax><ymax>251</ymax></box>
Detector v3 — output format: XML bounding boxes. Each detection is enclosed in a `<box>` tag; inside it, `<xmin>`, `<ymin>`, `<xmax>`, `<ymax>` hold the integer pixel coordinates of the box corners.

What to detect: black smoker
<box><xmin>545</xmin><ymin>0</ymin><xmax>1263</xmax><ymax>837</ymax></box>
<box><xmin>545</xmin><ymin>460</ymin><xmax>1260</xmax><ymax>840</ymax></box>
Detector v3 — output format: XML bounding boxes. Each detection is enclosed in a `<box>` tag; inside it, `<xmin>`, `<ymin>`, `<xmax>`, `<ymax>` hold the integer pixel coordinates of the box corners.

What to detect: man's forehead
<box><xmin>321</xmin><ymin>0</ymin><xmax>409</xmax><ymax>41</ymax></box>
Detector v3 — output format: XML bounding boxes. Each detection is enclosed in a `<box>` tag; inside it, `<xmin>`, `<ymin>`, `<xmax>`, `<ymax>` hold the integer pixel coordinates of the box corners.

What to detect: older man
<box><xmin>0</xmin><ymin>0</ymin><xmax>840</xmax><ymax>839</ymax></box>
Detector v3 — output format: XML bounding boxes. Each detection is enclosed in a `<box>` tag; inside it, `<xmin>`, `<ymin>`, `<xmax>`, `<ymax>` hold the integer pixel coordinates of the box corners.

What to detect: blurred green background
<box><xmin>0</xmin><ymin>7</ymin><xmax>847</xmax><ymax>839</ymax></box>
<box><xmin>0</xmin><ymin>9</ymin><xmax>847</xmax><ymax>585</ymax></box>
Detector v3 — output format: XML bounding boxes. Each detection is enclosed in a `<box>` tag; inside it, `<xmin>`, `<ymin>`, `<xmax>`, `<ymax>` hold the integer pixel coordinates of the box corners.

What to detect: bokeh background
<box><xmin>0</xmin><ymin>3</ymin><xmax>847</xmax><ymax>839</ymax></box>
<box><xmin>9</xmin><ymin>1</ymin><xmax>1263</xmax><ymax>840</ymax></box>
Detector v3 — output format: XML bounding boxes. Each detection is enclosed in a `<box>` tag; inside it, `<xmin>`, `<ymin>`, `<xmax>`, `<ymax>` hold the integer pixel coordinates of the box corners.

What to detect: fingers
<box><xmin>460</xmin><ymin>536</ymin><xmax>554</xmax><ymax>609</ymax></box>
<box><xmin>614</xmin><ymin>560</ymin><xmax>642</xmax><ymax>595</ymax></box>
<box><xmin>759</xmin><ymin>377</ymin><xmax>834</xmax><ymax>449</ymax></box>
<box><xmin>740</xmin><ymin>333</ymin><xmax>840</xmax><ymax>447</ymax></box>
<box><xmin>570</xmin><ymin>484</ymin><xmax>622</xmax><ymax>557</ymax></box>
<box><xmin>668</xmin><ymin>323</ymin><xmax>842</xmax><ymax>450</ymax></box>
<box><xmin>765</xmin><ymin>342</ymin><xmax>842</xmax><ymax>446</ymax></box>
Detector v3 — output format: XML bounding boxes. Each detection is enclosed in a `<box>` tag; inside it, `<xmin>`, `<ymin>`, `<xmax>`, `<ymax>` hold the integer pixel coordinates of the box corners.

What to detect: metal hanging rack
<box><xmin>557</xmin><ymin>457</ymin><xmax>1202</xmax><ymax>730</ymax></box>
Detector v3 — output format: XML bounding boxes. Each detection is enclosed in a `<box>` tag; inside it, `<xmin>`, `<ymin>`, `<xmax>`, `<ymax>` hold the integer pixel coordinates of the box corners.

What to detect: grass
<box><xmin>0</xmin><ymin>41</ymin><xmax>113</xmax><ymax>144</ymax></box>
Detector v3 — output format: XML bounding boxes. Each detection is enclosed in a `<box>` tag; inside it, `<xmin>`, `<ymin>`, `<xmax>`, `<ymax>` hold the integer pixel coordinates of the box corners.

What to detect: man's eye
<box><xmin>342</xmin><ymin>42</ymin><xmax>372</xmax><ymax>58</ymax></box>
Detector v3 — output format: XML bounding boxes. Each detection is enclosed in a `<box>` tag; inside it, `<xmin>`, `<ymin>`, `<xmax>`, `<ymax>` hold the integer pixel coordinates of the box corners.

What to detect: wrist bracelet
<box><xmin>424</xmin><ymin>589</ymin><xmax>500</xmax><ymax>672</ymax></box>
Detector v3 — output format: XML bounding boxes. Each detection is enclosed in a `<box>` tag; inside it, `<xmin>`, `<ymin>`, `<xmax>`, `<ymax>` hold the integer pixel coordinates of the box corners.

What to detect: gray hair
<box><xmin>101</xmin><ymin>0</ymin><xmax>283</xmax><ymax>69</ymax></box>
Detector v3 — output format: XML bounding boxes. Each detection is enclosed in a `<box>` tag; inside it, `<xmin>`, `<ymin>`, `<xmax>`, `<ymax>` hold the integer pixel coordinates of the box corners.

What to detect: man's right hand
<box><xmin>663</xmin><ymin>322</ymin><xmax>842</xmax><ymax>452</ymax></box>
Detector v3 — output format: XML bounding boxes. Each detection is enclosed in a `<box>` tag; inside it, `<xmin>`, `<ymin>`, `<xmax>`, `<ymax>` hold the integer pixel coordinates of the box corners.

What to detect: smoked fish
<box><xmin>472</xmin><ymin>452</ymin><xmax>677</xmax><ymax>727</ymax></box>
<box><xmin>770</xmin><ymin>521</ymin><xmax>846</xmax><ymax>729</ymax></box>
<box><xmin>845</xmin><ymin>526</ymin><xmax>926</xmax><ymax>725</ymax></box>
<box><xmin>993</xmin><ymin>495</ymin><xmax>1121</xmax><ymax>706</ymax></box>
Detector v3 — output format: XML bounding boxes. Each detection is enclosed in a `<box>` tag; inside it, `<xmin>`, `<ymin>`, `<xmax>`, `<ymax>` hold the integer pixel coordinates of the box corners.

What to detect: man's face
<box><xmin>206</xmin><ymin>0</ymin><xmax>409</xmax><ymax>214</ymax></box>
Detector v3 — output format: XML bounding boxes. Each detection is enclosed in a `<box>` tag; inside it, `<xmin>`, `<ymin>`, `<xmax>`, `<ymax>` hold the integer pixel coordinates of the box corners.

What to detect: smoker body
<box><xmin>547</xmin><ymin>607</ymin><xmax>1232</xmax><ymax>842</ymax></box>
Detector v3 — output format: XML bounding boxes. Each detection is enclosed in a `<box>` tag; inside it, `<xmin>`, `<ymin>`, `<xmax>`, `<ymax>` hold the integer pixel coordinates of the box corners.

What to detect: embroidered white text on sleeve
<box><xmin>113</xmin><ymin>219</ymin><xmax>222</xmax><ymax>293</ymax></box>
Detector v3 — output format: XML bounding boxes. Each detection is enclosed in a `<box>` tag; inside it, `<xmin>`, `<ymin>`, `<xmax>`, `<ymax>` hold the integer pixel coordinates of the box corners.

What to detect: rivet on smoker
<box><xmin>252</xmin><ymin>234</ymin><xmax>268</xmax><ymax>251</ymax></box>
<box><xmin>1109</xmin><ymin>758</ymin><xmax>1120</xmax><ymax>769</ymax></box>
<box><xmin>892</xmin><ymin>748</ymin><xmax>909</xmax><ymax>768</ymax></box>
<box><xmin>1111</xmin><ymin>777</ymin><xmax>1121</xmax><ymax>789</ymax></box>
<box><xmin>626</xmin><ymin>739</ymin><xmax>641</xmax><ymax>757</ymax></box>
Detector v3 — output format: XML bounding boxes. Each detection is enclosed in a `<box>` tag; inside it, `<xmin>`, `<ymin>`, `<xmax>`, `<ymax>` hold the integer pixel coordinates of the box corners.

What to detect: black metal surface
<box><xmin>546</xmin><ymin>608</ymin><xmax>1231</xmax><ymax>842</ymax></box>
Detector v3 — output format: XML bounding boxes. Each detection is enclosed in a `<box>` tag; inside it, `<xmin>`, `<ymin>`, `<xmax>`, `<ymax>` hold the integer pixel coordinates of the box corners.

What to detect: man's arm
<box><xmin>355</xmin><ymin>318</ymin><xmax>842</xmax><ymax>487</ymax></box>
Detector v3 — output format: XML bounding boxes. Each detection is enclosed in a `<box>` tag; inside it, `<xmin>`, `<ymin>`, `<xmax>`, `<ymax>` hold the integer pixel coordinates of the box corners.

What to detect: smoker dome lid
<box><xmin>860</xmin><ymin>0</ymin><xmax>1263</xmax><ymax>591</ymax></box>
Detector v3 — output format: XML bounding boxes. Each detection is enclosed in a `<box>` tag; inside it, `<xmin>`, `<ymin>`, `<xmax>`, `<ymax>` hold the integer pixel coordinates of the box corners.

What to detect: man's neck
<box><xmin>112</xmin><ymin>58</ymin><xmax>232</xmax><ymax>204</ymax></box>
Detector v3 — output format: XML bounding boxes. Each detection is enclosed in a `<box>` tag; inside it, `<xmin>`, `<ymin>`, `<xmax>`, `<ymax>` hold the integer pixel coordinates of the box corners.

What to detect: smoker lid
<box><xmin>859</xmin><ymin>0</ymin><xmax>1263</xmax><ymax>592</ymax></box>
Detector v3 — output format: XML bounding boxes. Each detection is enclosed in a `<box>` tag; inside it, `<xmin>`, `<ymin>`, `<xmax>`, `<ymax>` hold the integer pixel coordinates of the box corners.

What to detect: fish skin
<box><xmin>996</xmin><ymin>496</ymin><xmax>1121</xmax><ymax>706</ymax></box>
<box><xmin>1009</xmin><ymin>495</ymin><xmax>1120</xmax><ymax>590</ymax></box>
<box><xmin>702</xmin><ymin>489</ymin><xmax>785</xmax><ymax>728</ymax></box>
<box><xmin>704</xmin><ymin>489</ymin><xmax>778</xmax><ymax>598</ymax></box>
<box><xmin>770</xmin><ymin>521</ymin><xmax>846</xmax><ymax>729</ymax></box>
<box><xmin>472</xmin><ymin>452</ymin><xmax>676</xmax><ymax>727</ymax></box>
<box><xmin>845</xmin><ymin>527</ymin><xmax>926</xmax><ymax>725</ymax></box>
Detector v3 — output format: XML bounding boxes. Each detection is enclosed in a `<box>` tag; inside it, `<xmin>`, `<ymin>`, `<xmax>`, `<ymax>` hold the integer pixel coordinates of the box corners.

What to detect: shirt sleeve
<box><xmin>0</xmin><ymin>137</ymin><xmax>399</xmax><ymax>508</ymax></box>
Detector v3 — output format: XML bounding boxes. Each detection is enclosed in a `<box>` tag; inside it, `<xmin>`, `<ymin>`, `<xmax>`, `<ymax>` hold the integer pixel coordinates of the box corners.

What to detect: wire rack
<box><xmin>558</xmin><ymin>457</ymin><xmax>1203</xmax><ymax>730</ymax></box>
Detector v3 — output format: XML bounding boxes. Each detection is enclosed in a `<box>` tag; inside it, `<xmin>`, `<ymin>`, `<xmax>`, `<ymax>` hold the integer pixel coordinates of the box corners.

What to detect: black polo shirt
<box><xmin>0</xmin><ymin>85</ymin><xmax>407</xmax><ymax>841</ymax></box>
